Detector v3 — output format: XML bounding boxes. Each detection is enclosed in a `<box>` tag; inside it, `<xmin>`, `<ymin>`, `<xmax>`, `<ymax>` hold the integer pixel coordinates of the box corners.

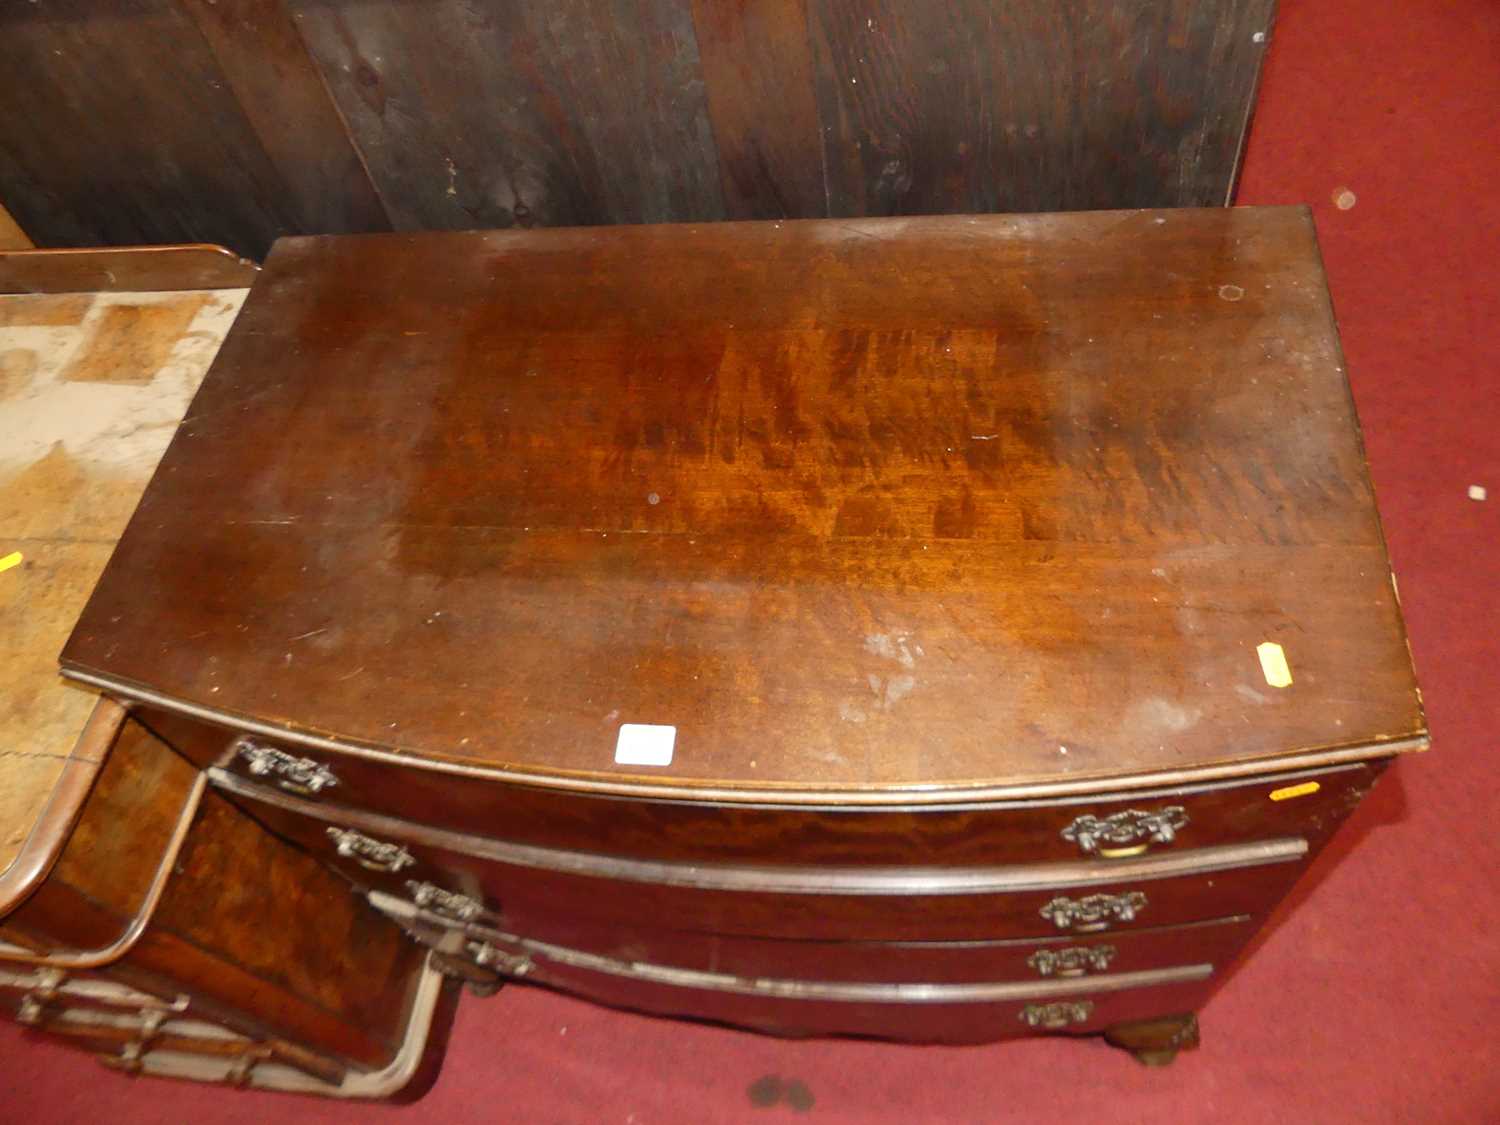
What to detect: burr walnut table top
<box><xmin>61</xmin><ymin>209</ymin><xmax>1427</xmax><ymax>802</ymax></box>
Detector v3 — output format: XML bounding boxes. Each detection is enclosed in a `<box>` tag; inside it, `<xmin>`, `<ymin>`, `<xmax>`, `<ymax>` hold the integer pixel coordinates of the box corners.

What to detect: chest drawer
<box><xmin>164</xmin><ymin>707</ymin><xmax>1383</xmax><ymax>869</ymax></box>
<box><xmin>451</xmin><ymin>928</ymin><xmax>1219</xmax><ymax>1046</ymax></box>
<box><xmin>218</xmin><ymin>770</ymin><xmax>1309</xmax><ymax>944</ymax></box>
<box><xmin>455</xmin><ymin>914</ymin><xmax>1257</xmax><ymax>986</ymax></box>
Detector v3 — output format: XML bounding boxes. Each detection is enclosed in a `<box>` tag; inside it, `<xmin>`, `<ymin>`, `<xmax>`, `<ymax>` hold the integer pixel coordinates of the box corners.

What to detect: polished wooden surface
<box><xmin>0</xmin><ymin>2</ymin><xmax>1276</xmax><ymax>256</ymax></box>
<box><xmin>2</xmin><ymin>712</ymin><xmax>429</xmax><ymax>1071</ymax></box>
<box><xmin>222</xmin><ymin>773</ymin><xmax>1312</xmax><ymax>944</ymax></box>
<box><xmin>0</xmin><ymin>699</ymin><xmax>118</xmax><ymax>916</ymax></box>
<box><xmin>399</xmin><ymin>908</ymin><xmax>1261</xmax><ymax>987</ymax></box>
<box><xmin>3</xmin><ymin>714</ymin><xmax>201</xmax><ymax>958</ymax></box>
<box><xmin>201</xmin><ymin>725</ymin><xmax>1379</xmax><ymax>864</ymax></box>
<box><xmin>65</xmin><ymin>209</ymin><xmax>1425</xmax><ymax>801</ymax></box>
<box><xmin>0</xmin><ymin>245</ymin><xmax>258</xmax><ymax>294</ymax></box>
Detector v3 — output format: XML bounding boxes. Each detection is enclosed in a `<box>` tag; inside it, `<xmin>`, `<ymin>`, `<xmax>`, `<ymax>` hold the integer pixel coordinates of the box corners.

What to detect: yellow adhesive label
<box><xmin>1256</xmin><ymin>641</ymin><xmax>1293</xmax><ymax>688</ymax></box>
<box><xmin>1269</xmin><ymin>781</ymin><xmax>1320</xmax><ymax>802</ymax></box>
<box><xmin>0</xmin><ymin>551</ymin><xmax>21</xmax><ymax>574</ymax></box>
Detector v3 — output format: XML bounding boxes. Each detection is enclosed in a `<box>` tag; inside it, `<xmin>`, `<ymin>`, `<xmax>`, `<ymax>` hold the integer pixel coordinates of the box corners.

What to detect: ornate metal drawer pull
<box><xmin>236</xmin><ymin>739</ymin><xmax>339</xmax><ymax>796</ymax></box>
<box><xmin>1026</xmin><ymin>944</ymin><xmax>1118</xmax><ymax>977</ymax></box>
<box><xmin>1061</xmin><ymin>806</ymin><xmax>1189</xmax><ymax>856</ymax></box>
<box><xmin>467</xmin><ymin>941</ymin><xmax>534</xmax><ymax>978</ymax></box>
<box><xmin>1019</xmin><ymin>1000</ymin><xmax>1095</xmax><ymax>1029</ymax></box>
<box><xmin>1039</xmin><ymin>891</ymin><xmax>1147</xmax><ymax>932</ymax></box>
<box><xmin>406</xmin><ymin>880</ymin><xmax>483</xmax><ymax>922</ymax></box>
<box><xmin>326</xmin><ymin>827</ymin><xmax>415</xmax><ymax>873</ymax></box>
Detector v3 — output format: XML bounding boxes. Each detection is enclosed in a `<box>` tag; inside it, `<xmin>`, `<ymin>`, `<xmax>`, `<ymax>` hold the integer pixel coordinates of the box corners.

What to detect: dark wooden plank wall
<box><xmin>0</xmin><ymin>0</ymin><xmax>1275</xmax><ymax>259</ymax></box>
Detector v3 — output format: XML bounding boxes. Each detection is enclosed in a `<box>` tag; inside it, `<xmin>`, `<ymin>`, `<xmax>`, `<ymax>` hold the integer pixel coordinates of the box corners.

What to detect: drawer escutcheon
<box><xmin>1019</xmin><ymin>1000</ymin><xmax>1095</xmax><ymax>1029</ymax></box>
<box><xmin>1061</xmin><ymin>806</ymin><xmax>1189</xmax><ymax>857</ymax></box>
<box><xmin>1039</xmin><ymin>892</ymin><xmax>1148</xmax><ymax>932</ymax></box>
<box><xmin>1026</xmin><ymin>944</ymin><xmax>1118</xmax><ymax>977</ymax></box>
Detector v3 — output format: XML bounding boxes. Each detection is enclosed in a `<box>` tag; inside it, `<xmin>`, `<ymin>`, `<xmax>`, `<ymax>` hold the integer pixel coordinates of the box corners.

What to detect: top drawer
<box><xmin>146</xmin><ymin>708</ymin><xmax>1383</xmax><ymax>869</ymax></box>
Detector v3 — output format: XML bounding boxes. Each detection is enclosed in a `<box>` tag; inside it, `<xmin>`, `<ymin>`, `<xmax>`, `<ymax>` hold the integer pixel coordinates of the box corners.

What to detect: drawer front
<box><xmin>382</xmin><ymin>892</ymin><xmax>1255</xmax><ymax>986</ymax></box>
<box><xmin>187</xmin><ymin>712</ymin><xmax>1381</xmax><ymax>869</ymax></box>
<box><xmin>454</xmin><ymin>914</ymin><xmax>1257</xmax><ymax>985</ymax></box>
<box><xmin>222</xmin><ymin>772</ymin><xmax>1309</xmax><ymax>944</ymax></box>
<box><xmin>465</xmin><ymin>931</ymin><xmax>1217</xmax><ymax>1045</ymax></box>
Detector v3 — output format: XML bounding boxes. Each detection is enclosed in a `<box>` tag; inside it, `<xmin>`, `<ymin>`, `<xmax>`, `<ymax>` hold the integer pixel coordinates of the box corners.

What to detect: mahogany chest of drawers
<box><xmin>58</xmin><ymin>208</ymin><xmax>1426</xmax><ymax>1067</ymax></box>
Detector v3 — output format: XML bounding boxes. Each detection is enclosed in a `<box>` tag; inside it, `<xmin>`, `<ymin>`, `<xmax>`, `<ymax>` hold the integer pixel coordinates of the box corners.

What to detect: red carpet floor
<box><xmin>2</xmin><ymin>1</ymin><xmax>1496</xmax><ymax>1121</ymax></box>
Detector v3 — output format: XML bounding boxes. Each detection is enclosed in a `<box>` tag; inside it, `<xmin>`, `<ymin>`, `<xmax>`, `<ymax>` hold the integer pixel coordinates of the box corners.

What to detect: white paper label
<box><xmin>614</xmin><ymin>724</ymin><xmax>676</xmax><ymax>766</ymax></box>
<box><xmin>1256</xmin><ymin>641</ymin><xmax>1293</xmax><ymax>688</ymax></box>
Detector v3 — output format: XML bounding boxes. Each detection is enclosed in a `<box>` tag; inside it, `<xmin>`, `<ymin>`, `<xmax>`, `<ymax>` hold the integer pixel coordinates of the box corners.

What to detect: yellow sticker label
<box><xmin>0</xmin><ymin>551</ymin><xmax>21</xmax><ymax>574</ymax></box>
<box><xmin>1270</xmin><ymin>781</ymin><xmax>1320</xmax><ymax>802</ymax></box>
<box><xmin>1256</xmin><ymin>641</ymin><xmax>1293</xmax><ymax>688</ymax></box>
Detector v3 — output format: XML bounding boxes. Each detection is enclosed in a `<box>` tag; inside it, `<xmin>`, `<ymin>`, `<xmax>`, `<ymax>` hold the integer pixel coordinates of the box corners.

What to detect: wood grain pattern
<box><xmin>504</xmin><ymin>961</ymin><xmax>1215</xmax><ymax>1044</ymax></box>
<box><xmin>3</xmin><ymin>716</ymin><xmax>204</xmax><ymax>957</ymax></box>
<box><xmin>0</xmin><ymin>699</ymin><xmax>119</xmax><ymax>917</ymax></box>
<box><xmin>0</xmin><ymin>246</ymin><xmax>258</xmax><ymax>292</ymax></box>
<box><xmin>0</xmin><ymin>1</ymin><xmax>1274</xmax><ymax>247</ymax></box>
<box><xmin>692</xmin><ymin>0</ymin><xmax>827</xmax><ymax>219</ymax></box>
<box><xmin>200</xmin><ymin>722</ymin><xmax>1379</xmax><ymax>866</ymax></box>
<box><xmin>807</xmin><ymin>0</ymin><xmax>1277</xmax><ymax>216</ymax></box>
<box><xmin>290</xmin><ymin>0</ymin><xmax>725</xmax><ymax>230</ymax></box>
<box><xmin>0</xmin><ymin>0</ymin><xmax>300</xmax><ymax>257</ymax></box>
<box><xmin>179</xmin><ymin>0</ymin><xmax>393</xmax><ymax>238</ymax></box>
<box><xmin>222</xmin><ymin>774</ymin><xmax>1312</xmax><ymax>943</ymax></box>
<box><xmin>0</xmin><ymin>272</ymin><xmax>244</xmax><ymax>881</ymax></box>
<box><xmin>1</xmin><ymin>714</ymin><xmax>428</xmax><ymax>1070</ymax></box>
<box><xmin>133</xmin><ymin>790</ymin><xmax>425</xmax><ymax>1067</ymax></box>
<box><xmin>399</xmin><ymin>903</ymin><xmax>1258</xmax><ymax>986</ymax></box>
<box><xmin>64</xmin><ymin>209</ymin><xmax>1425</xmax><ymax>802</ymax></box>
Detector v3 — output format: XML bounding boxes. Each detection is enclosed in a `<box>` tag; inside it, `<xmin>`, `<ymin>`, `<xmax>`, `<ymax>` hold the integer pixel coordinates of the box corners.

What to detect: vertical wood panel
<box><xmin>0</xmin><ymin>1</ymin><xmax>1274</xmax><ymax>248</ymax></box>
<box><xmin>692</xmin><ymin>0</ymin><xmax>827</xmax><ymax>219</ymax></box>
<box><xmin>0</xmin><ymin>0</ymin><xmax>300</xmax><ymax>257</ymax></box>
<box><xmin>180</xmin><ymin>0</ymin><xmax>392</xmax><ymax>236</ymax></box>
<box><xmin>289</xmin><ymin>0</ymin><xmax>725</xmax><ymax>230</ymax></box>
<box><xmin>808</xmin><ymin>0</ymin><xmax>1275</xmax><ymax>216</ymax></box>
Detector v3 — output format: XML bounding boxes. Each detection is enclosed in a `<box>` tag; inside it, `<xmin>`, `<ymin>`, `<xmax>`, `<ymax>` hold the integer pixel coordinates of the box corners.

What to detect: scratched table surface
<box><xmin>62</xmin><ymin>209</ymin><xmax>1426</xmax><ymax>800</ymax></box>
<box><xmin>0</xmin><ymin>284</ymin><xmax>246</xmax><ymax>873</ymax></box>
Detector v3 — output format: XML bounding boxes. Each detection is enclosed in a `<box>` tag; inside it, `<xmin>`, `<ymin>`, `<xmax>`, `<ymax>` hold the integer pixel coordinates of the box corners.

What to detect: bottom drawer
<box><xmin>369</xmin><ymin>892</ymin><xmax>1219</xmax><ymax>1046</ymax></box>
<box><xmin>443</xmin><ymin>911</ymin><xmax>1257</xmax><ymax>985</ymax></box>
<box><xmin>472</xmin><ymin>924</ymin><xmax>1215</xmax><ymax>1044</ymax></box>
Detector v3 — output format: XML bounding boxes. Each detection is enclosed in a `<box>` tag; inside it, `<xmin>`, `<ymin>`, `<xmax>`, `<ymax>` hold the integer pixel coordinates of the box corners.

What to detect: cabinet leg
<box><xmin>1102</xmin><ymin>1012</ymin><xmax>1200</xmax><ymax>1067</ymax></box>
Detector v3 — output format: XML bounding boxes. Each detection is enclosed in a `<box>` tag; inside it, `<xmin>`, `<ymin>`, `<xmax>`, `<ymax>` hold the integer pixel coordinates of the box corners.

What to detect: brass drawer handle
<box><xmin>1039</xmin><ymin>891</ymin><xmax>1147</xmax><ymax>932</ymax></box>
<box><xmin>236</xmin><ymin>739</ymin><xmax>339</xmax><ymax>796</ymax></box>
<box><xmin>1026</xmin><ymin>944</ymin><xmax>1117</xmax><ymax>977</ymax></box>
<box><xmin>326</xmin><ymin>827</ymin><xmax>415</xmax><ymax>873</ymax></box>
<box><xmin>406</xmin><ymin>880</ymin><xmax>484</xmax><ymax>922</ymax></box>
<box><xmin>1061</xmin><ymin>806</ymin><xmax>1188</xmax><ymax>857</ymax></box>
<box><xmin>1019</xmin><ymin>1000</ymin><xmax>1095</xmax><ymax>1029</ymax></box>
